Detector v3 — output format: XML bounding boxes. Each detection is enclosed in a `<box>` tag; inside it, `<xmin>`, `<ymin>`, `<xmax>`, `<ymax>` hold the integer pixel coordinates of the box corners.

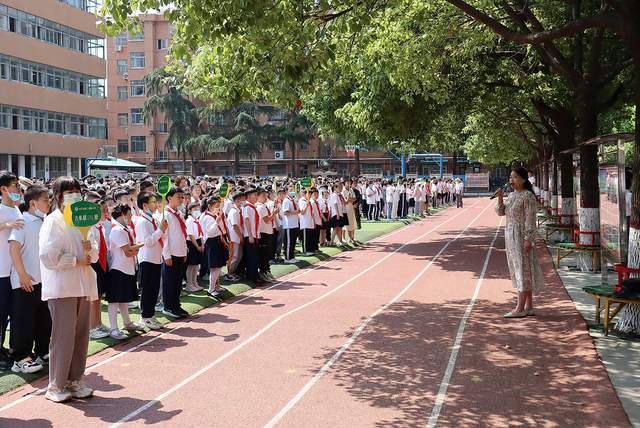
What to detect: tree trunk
<box><xmin>290</xmin><ymin>141</ymin><xmax>297</xmax><ymax>177</ymax></box>
<box><xmin>354</xmin><ymin>147</ymin><xmax>361</xmax><ymax>177</ymax></box>
<box><xmin>542</xmin><ymin>161</ymin><xmax>550</xmax><ymax>207</ymax></box>
<box><xmin>613</xmin><ymin>39</ymin><xmax>640</xmax><ymax>334</ymax></box>
<box><xmin>233</xmin><ymin>147</ymin><xmax>240</xmax><ymax>176</ymax></box>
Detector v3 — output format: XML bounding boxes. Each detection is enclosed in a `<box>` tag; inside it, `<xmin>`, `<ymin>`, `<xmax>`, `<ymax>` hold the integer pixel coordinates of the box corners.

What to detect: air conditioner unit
<box><xmin>116</xmin><ymin>45</ymin><xmax>123</xmax><ymax>52</ymax></box>
<box><xmin>274</xmin><ymin>151</ymin><xmax>284</xmax><ymax>160</ymax></box>
<box><xmin>123</xmin><ymin>72</ymin><xmax>128</xmax><ymax>80</ymax></box>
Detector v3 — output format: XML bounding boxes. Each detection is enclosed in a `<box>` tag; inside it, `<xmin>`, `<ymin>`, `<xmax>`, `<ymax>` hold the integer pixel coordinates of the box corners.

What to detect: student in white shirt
<box><xmin>185</xmin><ymin>203</ymin><xmax>205</xmax><ymax>292</ymax></box>
<box><xmin>281</xmin><ymin>184</ymin><xmax>300</xmax><ymax>263</ymax></box>
<box><xmin>455</xmin><ymin>178</ymin><xmax>465</xmax><ymax>208</ymax></box>
<box><xmin>107</xmin><ymin>204</ymin><xmax>144</xmax><ymax>340</ymax></box>
<box><xmin>0</xmin><ymin>171</ymin><xmax>24</xmax><ymax>370</ymax></box>
<box><xmin>309</xmin><ymin>188</ymin><xmax>323</xmax><ymax>252</ymax></box>
<box><xmin>299</xmin><ymin>190</ymin><xmax>315</xmax><ymax>256</ymax></box>
<box><xmin>318</xmin><ymin>188</ymin><xmax>331</xmax><ymax>246</ymax></box>
<box><xmin>161</xmin><ymin>187</ymin><xmax>189</xmax><ymax>319</ymax></box>
<box><xmin>365</xmin><ymin>182</ymin><xmax>376</xmax><ymax>221</ymax></box>
<box><xmin>272</xmin><ymin>189</ymin><xmax>287</xmax><ymax>262</ymax></box>
<box><xmin>202</xmin><ymin>196</ymin><xmax>228</xmax><ymax>296</ymax></box>
<box><xmin>134</xmin><ymin>192</ymin><xmax>167</xmax><ymax>330</ymax></box>
<box><xmin>8</xmin><ymin>185</ymin><xmax>50</xmax><ymax>374</ymax></box>
<box><xmin>329</xmin><ymin>183</ymin><xmax>346</xmax><ymax>246</ymax></box>
<box><xmin>226</xmin><ymin>192</ymin><xmax>245</xmax><ymax>280</ymax></box>
<box><xmin>39</xmin><ymin>177</ymin><xmax>98</xmax><ymax>403</ymax></box>
<box><xmin>242</xmin><ymin>189</ymin><xmax>262</xmax><ymax>283</ymax></box>
<box><xmin>256</xmin><ymin>189</ymin><xmax>277</xmax><ymax>282</ymax></box>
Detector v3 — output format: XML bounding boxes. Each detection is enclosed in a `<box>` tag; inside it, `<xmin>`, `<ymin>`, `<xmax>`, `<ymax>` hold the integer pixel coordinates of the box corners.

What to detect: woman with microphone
<box><xmin>495</xmin><ymin>167</ymin><xmax>545</xmax><ymax>318</ymax></box>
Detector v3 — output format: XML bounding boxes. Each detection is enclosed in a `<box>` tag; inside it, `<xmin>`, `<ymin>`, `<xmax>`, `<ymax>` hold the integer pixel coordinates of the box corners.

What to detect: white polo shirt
<box><xmin>298</xmin><ymin>198</ymin><xmax>315</xmax><ymax>230</ymax></box>
<box><xmin>9</xmin><ymin>212</ymin><xmax>43</xmax><ymax>288</ymax></box>
<box><xmin>281</xmin><ymin>197</ymin><xmax>299</xmax><ymax>229</ymax></box>
<box><xmin>0</xmin><ymin>204</ymin><xmax>21</xmax><ymax>278</ymax></box>
<box><xmin>109</xmin><ymin>221</ymin><xmax>136</xmax><ymax>275</ymax></box>
<box><xmin>257</xmin><ymin>202</ymin><xmax>274</xmax><ymax>235</ymax></box>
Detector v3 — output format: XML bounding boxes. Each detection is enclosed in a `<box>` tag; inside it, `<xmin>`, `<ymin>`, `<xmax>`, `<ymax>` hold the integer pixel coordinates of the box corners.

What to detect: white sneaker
<box><xmin>184</xmin><ymin>284</ymin><xmax>203</xmax><ymax>292</ymax></box>
<box><xmin>66</xmin><ymin>380</ymin><xmax>93</xmax><ymax>399</ymax></box>
<box><xmin>109</xmin><ymin>329</ymin><xmax>128</xmax><ymax>340</ymax></box>
<box><xmin>11</xmin><ymin>358</ymin><xmax>43</xmax><ymax>374</ymax></box>
<box><xmin>284</xmin><ymin>259</ymin><xmax>299</xmax><ymax>264</ymax></box>
<box><xmin>155</xmin><ymin>303</ymin><xmax>164</xmax><ymax>312</ymax></box>
<box><xmin>35</xmin><ymin>354</ymin><xmax>49</xmax><ymax>366</ymax></box>
<box><xmin>123</xmin><ymin>322</ymin><xmax>146</xmax><ymax>332</ymax></box>
<box><xmin>128</xmin><ymin>302</ymin><xmax>138</xmax><ymax>309</ymax></box>
<box><xmin>303</xmin><ymin>252</ymin><xmax>314</xmax><ymax>256</ymax></box>
<box><xmin>45</xmin><ymin>387</ymin><xmax>72</xmax><ymax>403</ymax></box>
<box><xmin>141</xmin><ymin>317</ymin><xmax>163</xmax><ymax>330</ymax></box>
<box><xmin>90</xmin><ymin>328</ymin><xmax>110</xmax><ymax>340</ymax></box>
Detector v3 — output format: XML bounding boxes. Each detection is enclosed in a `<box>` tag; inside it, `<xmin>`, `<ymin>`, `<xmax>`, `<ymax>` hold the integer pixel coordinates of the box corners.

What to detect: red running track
<box><xmin>0</xmin><ymin>198</ymin><xmax>629</xmax><ymax>427</ymax></box>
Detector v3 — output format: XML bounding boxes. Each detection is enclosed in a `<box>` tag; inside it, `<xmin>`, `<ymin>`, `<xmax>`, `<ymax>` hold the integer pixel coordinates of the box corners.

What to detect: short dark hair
<box><xmin>232</xmin><ymin>191</ymin><xmax>245</xmax><ymax>201</ymax></box>
<box><xmin>165</xmin><ymin>187</ymin><xmax>184</xmax><ymax>200</ymax></box>
<box><xmin>140</xmin><ymin>180</ymin><xmax>154</xmax><ymax>191</ymax></box>
<box><xmin>0</xmin><ymin>171</ymin><xmax>18</xmax><ymax>188</ymax></box>
<box><xmin>113</xmin><ymin>189</ymin><xmax>129</xmax><ymax>201</ymax></box>
<box><xmin>137</xmin><ymin>191</ymin><xmax>158</xmax><ymax>209</ymax></box>
<box><xmin>111</xmin><ymin>203</ymin><xmax>131</xmax><ymax>219</ymax></box>
<box><xmin>52</xmin><ymin>177</ymin><xmax>81</xmax><ymax>207</ymax></box>
<box><xmin>19</xmin><ymin>184</ymin><xmax>48</xmax><ymax>213</ymax></box>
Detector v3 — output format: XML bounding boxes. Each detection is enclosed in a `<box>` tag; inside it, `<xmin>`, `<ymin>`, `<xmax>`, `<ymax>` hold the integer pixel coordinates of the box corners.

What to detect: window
<box><xmin>116</xmin><ymin>59</ymin><xmax>128</xmax><ymax>75</ymax></box>
<box><xmin>0</xmin><ymin>5</ymin><xmax>104</xmax><ymax>58</ymax></box>
<box><xmin>130</xmin><ymin>108</ymin><xmax>143</xmax><ymax>124</ymax></box>
<box><xmin>157</xmin><ymin>38</ymin><xmax>169</xmax><ymax>50</ymax></box>
<box><xmin>158</xmin><ymin>122</ymin><xmax>168</xmax><ymax>133</ymax></box>
<box><xmin>131</xmin><ymin>136</ymin><xmax>146</xmax><ymax>152</ymax></box>
<box><xmin>117</xmin><ymin>86</ymin><xmax>128</xmax><ymax>100</ymax></box>
<box><xmin>267</xmin><ymin>164</ymin><xmax>286</xmax><ymax>176</ymax></box>
<box><xmin>50</xmin><ymin>156</ymin><xmax>67</xmax><ymax>178</ymax></box>
<box><xmin>130</xmin><ymin>80</ymin><xmax>144</xmax><ymax>96</ymax></box>
<box><xmin>115</xmin><ymin>32</ymin><xmax>128</xmax><ymax>48</ymax></box>
<box><xmin>298</xmin><ymin>142</ymin><xmax>310</xmax><ymax>151</ymax></box>
<box><xmin>117</xmin><ymin>113</ymin><xmax>128</xmax><ymax>127</ymax></box>
<box><xmin>270</xmin><ymin>140</ymin><xmax>284</xmax><ymax>151</ymax></box>
<box><xmin>362</xmin><ymin>163</ymin><xmax>383</xmax><ymax>174</ymax></box>
<box><xmin>129</xmin><ymin>29</ymin><xmax>144</xmax><ymax>41</ymax></box>
<box><xmin>130</xmin><ymin>52</ymin><xmax>145</xmax><ymax>68</ymax></box>
<box><xmin>117</xmin><ymin>139</ymin><xmax>128</xmax><ymax>153</ymax></box>
<box><xmin>158</xmin><ymin>150</ymin><xmax>167</xmax><ymax>160</ymax></box>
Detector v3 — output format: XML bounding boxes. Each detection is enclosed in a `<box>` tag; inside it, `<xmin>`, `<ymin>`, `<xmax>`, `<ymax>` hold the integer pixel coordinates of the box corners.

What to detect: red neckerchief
<box><xmin>288</xmin><ymin>196</ymin><xmax>298</xmax><ymax>211</ymax></box>
<box><xmin>262</xmin><ymin>203</ymin><xmax>276</xmax><ymax>226</ymax></box>
<box><xmin>167</xmin><ymin>207</ymin><xmax>187</xmax><ymax>239</ymax></box>
<box><xmin>193</xmin><ymin>217</ymin><xmax>203</xmax><ymax>238</ymax></box>
<box><xmin>141</xmin><ymin>212</ymin><xmax>163</xmax><ymax>247</ymax></box>
<box><xmin>245</xmin><ymin>202</ymin><xmax>260</xmax><ymax>238</ymax></box>
<box><xmin>313</xmin><ymin>199</ymin><xmax>321</xmax><ymax>220</ymax></box>
<box><xmin>205</xmin><ymin>212</ymin><xmax>225</xmax><ymax>237</ymax></box>
<box><xmin>338</xmin><ymin>193</ymin><xmax>346</xmax><ymax>205</ymax></box>
<box><xmin>235</xmin><ymin>206</ymin><xmax>245</xmax><ymax>231</ymax></box>
<box><xmin>96</xmin><ymin>223</ymin><xmax>107</xmax><ymax>271</ymax></box>
<box><xmin>123</xmin><ymin>224</ymin><xmax>134</xmax><ymax>246</ymax></box>
<box><xmin>128</xmin><ymin>218</ymin><xmax>137</xmax><ymax>239</ymax></box>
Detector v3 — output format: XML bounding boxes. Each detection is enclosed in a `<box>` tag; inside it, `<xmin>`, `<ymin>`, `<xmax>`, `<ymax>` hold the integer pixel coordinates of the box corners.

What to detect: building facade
<box><xmin>0</xmin><ymin>0</ymin><xmax>106</xmax><ymax>178</ymax></box>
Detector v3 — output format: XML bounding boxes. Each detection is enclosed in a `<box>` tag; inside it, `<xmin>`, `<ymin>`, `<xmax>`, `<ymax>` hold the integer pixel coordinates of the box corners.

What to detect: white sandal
<box><xmin>503</xmin><ymin>310</ymin><xmax>528</xmax><ymax>318</ymax></box>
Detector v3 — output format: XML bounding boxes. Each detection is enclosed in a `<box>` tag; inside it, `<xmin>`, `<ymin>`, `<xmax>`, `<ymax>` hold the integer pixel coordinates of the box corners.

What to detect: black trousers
<box><xmin>243</xmin><ymin>237</ymin><xmax>260</xmax><ymax>282</ymax></box>
<box><xmin>162</xmin><ymin>256</ymin><xmax>186</xmax><ymax>312</ymax></box>
<box><xmin>259</xmin><ymin>233</ymin><xmax>273</xmax><ymax>274</ymax></box>
<box><xmin>140</xmin><ymin>262</ymin><xmax>162</xmax><ymax>318</ymax></box>
<box><xmin>0</xmin><ymin>277</ymin><xmax>11</xmax><ymax>350</ymax></box>
<box><xmin>283</xmin><ymin>227</ymin><xmax>298</xmax><ymax>260</ymax></box>
<box><xmin>10</xmin><ymin>284</ymin><xmax>51</xmax><ymax>361</ymax></box>
<box><xmin>301</xmin><ymin>228</ymin><xmax>315</xmax><ymax>253</ymax></box>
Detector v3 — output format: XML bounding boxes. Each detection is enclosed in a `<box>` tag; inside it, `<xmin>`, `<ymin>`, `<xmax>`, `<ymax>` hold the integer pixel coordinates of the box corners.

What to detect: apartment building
<box><xmin>0</xmin><ymin>0</ymin><xmax>107</xmax><ymax>178</ymax></box>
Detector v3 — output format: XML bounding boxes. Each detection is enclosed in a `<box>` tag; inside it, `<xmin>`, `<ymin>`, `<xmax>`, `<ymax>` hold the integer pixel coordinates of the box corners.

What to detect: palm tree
<box><xmin>263</xmin><ymin>110</ymin><xmax>314</xmax><ymax>177</ymax></box>
<box><xmin>142</xmin><ymin>68</ymin><xmax>202</xmax><ymax>174</ymax></box>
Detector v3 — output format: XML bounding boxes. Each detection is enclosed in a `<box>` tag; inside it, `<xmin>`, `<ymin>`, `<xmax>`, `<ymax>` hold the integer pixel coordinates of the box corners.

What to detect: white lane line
<box><xmin>109</xmin><ymin>202</ymin><xmax>486</xmax><ymax>426</ymax></box>
<box><xmin>263</xmin><ymin>202</ymin><xmax>496</xmax><ymax>428</ymax></box>
<box><xmin>0</xmin><ymin>208</ymin><xmax>451</xmax><ymax>414</ymax></box>
<box><xmin>426</xmin><ymin>217</ymin><xmax>503</xmax><ymax>428</ymax></box>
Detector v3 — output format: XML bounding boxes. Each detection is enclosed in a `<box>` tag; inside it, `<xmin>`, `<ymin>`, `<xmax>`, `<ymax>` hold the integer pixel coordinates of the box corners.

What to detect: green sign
<box><xmin>157</xmin><ymin>176</ymin><xmax>172</xmax><ymax>195</ymax></box>
<box><xmin>66</xmin><ymin>201</ymin><xmax>102</xmax><ymax>228</ymax></box>
<box><xmin>219</xmin><ymin>183</ymin><xmax>229</xmax><ymax>197</ymax></box>
<box><xmin>300</xmin><ymin>177</ymin><xmax>312</xmax><ymax>188</ymax></box>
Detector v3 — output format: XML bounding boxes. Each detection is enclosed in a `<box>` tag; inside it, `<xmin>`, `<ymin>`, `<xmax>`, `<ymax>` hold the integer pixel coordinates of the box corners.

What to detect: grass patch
<box><xmin>0</xmin><ymin>210</ymin><xmax>445</xmax><ymax>395</ymax></box>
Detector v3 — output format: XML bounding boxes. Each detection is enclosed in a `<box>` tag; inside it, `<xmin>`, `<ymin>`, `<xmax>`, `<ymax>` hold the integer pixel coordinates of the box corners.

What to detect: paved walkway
<box><xmin>0</xmin><ymin>198</ymin><xmax>630</xmax><ymax>427</ymax></box>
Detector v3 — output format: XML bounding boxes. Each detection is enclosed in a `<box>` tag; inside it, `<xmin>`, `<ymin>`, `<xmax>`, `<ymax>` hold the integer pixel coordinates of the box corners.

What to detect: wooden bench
<box><xmin>582</xmin><ymin>264</ymin><xmax>640</xmax><ymax>336</ymax></box>
<box><xmin>553</xmin><ymin>242</ymin><xmax>601</xmax><ymax>272</ymax></box>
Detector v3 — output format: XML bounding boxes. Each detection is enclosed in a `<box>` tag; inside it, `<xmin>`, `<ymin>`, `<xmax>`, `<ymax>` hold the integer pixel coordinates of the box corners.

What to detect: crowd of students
<box><xmin>0</xmin><ymin>171</ymin><xmax>464</xmax><ymax>403</ymax></box>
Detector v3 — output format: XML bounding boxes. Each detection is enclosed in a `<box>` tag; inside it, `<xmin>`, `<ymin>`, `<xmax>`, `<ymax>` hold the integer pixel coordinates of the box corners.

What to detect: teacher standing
<box><xmin>496</xmin><ymin>167</ymin><xmax>545</xmax><ymax>318</ymax></box>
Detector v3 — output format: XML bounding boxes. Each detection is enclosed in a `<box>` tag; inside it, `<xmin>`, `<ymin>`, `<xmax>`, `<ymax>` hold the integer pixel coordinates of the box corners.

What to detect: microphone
<box><xmin>490</xmin><ymin>184</ymin><xmax>510</xmax><ymax>200</ymax></box>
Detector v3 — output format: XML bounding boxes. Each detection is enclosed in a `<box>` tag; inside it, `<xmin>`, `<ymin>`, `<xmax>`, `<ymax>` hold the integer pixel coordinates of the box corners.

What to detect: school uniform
<box><xmin>365</xmin><ymin>186</ymin><xmax>376</xmax><ymax>220</ymax></box>
<box><xmin>134</xmin><ymin>212</ymin><xmax>164</xmax><ymax>319</ymax></box>
<box><xmin>162</xmin><ymin>207</ymin><xmax>189</xmax><ymax>315</ymax></box>
<box><xmin>89</xmin><ymin>221</ymin><xmax>110</xmax><ymax>298</ymax></box>
<box><xmin>242</xmin><ymin>202</ymin><xmax>260</xmax><ymax>282</ymax></box>
<box><xmin>310</xmin><ymin>197</ymin><xmax>323</xmax><ymax>252</ymax></box>
<box><xmin>375</xmin><ymin>184</ymin><xmax>384</xmax><ymax>220</ymax></box>
<box><xmin>319</xmin><ymin>197</ymin><xmax>331</xmax><ymax>242</ymax></box>
<box><xmin>257</xmin><ymin>202</ymin><xmax>274</xmax><ymax>275</ymax></box>
<box><xmin>0</xmin><ymin>203</ymin><xmax>21</xmax><ymax>351</ymax></box>
<box><xmin>329</xmin><ymin>192</ymin><xmax>348</xmax><ymax>228</ymax></box>
<box><xmin>226</xmin><ymin>206</ymin><xmax>244</xmax><ymax>275</ymax></box>
<box><xmin>202</xmin><ymin>212</ymin><xmax>229</xmax><ymax>269</ymax></box>
<box><xmin>107</xmin><ymin>221</ymin><xmax>138</xmax><ymax>303</ymax></box>
<box><xmin>268</xmin><ymin>199</ymin><xmax>284</xmax><ymax>261</ymax></box>
<box><xmin>299</xmin><ymin>197</ymin><xmax>315</xmax><ymax>254</ymax></box>
<box><xmin>186</xmin><ymin>215</ymin><xmax>204</xmax><ymax>266</ymax></box>
<box><xmin>281</xmin><ymin>196</ymin><xmax>299</xmax><ymax>261</ymax></box>
<box><xmin>9</xmin><ymin>212</ymin><xmax>51</xmax><ymax>362</ymax></box>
